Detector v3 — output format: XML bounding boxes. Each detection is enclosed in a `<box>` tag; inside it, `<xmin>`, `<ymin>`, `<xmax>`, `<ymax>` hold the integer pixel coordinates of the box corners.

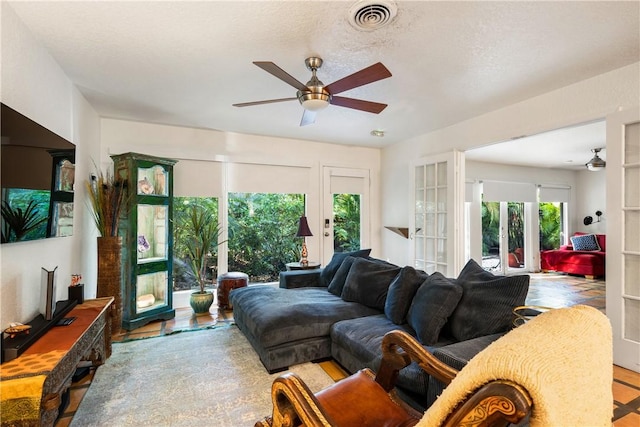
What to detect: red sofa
<box><xmin>540</xmin><ymin>233</ymin><xmax>606</xmax><ymax>279</ymax></box>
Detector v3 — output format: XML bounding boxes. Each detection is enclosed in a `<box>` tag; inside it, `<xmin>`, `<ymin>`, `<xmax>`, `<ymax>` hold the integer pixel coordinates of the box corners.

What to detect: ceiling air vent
<box><xmin>349</xmin><ymin>0</ymin><xmax>398</xmax><ymax>31</ymax></box>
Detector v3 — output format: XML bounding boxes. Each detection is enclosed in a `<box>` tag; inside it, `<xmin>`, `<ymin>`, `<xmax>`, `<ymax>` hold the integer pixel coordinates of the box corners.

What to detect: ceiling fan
<box><xmin>233</xmin><ymin>57</ymin><xmax>392</xmax><ymax>126</ymax></box>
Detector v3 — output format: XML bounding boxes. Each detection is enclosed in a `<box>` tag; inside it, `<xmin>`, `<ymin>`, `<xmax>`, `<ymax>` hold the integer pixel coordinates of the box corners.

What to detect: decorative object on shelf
<box><xmin>111</xmin><ymin>153</ymin><xmax>177</xmax><ymax>329</ymax></box>
<box><xmin>177</xmin><ymin>203</ymin><xmax>226</xmax><ymax>315</ymax></box>
<box><xmin>296</xmin><ymin>215</ymin><xmax>313</xmax><ymax>267</ymax></box>
<box><xmin>137</xmin><ymin>176</ymin><xmax>154</xmax><ymax>194</ymax></box>
<box><xmin>69</xmin><ymin>273</ymin><xmax>84</xmax><ymax>304</ymax></box>
<box><xmin>39</xmin><ymin>266</ymin><xmax>58</xmax><ymax>320</ymax></box>
<box><xmin>3</xmin><ymin>323</ymin><xmax>32</xmax><ymax>339</ymax></box>
<box><xmin>137</xmin><ymin>235</ymin><xmax>150</xmax><ymax>252</ymax></box>
<box><xmin>585</xmin><ymin>147</ymin><xmax>606</xmax><ymax>171</ymax></box>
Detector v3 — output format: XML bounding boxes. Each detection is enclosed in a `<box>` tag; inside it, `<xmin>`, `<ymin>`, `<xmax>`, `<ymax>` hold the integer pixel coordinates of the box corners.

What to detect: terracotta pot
<box><xmin>97</xmin><ymin>236</ymin><xmax>123</xmax><ymax>334</ymax></box>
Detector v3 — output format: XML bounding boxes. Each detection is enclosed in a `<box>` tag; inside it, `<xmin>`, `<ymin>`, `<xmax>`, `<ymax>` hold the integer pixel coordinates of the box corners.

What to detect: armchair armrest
<box><xmin>278</xmin><ymin>269</ymin><xmax>324</xmax><ymax>289</ymax></box>
<box><xmin>376</xmin><ymin>330</ymin><xmax>459</xmax><ymax>391</ymax></box>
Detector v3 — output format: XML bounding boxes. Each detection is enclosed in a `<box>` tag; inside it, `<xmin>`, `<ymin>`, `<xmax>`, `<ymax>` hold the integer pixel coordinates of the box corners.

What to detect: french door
<box><xmin>410</xmin><ymin>151</ymin><xmax>465</xmax><ymax>276</ymax></box>
<box><xmin>322</xmin><ymin>167</ymin><xmax>370</xmax><ymax>263</ymax></box>
<box><xmin>481</xmin><ymin>201</ymin><xmax>528</xmax><ymax>274</ymax></box>
<box><xmin>606</xmin><ymin>107</ymin><xmax>640</xmax><ymax>372</ymax></box>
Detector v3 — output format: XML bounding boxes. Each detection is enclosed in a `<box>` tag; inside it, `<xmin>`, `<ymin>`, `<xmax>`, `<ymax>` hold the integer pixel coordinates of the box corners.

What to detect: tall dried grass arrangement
<box><xmin>85</xmin><ymin>168</ymin><xmax>127</xmax><ymax>237</ymax></box>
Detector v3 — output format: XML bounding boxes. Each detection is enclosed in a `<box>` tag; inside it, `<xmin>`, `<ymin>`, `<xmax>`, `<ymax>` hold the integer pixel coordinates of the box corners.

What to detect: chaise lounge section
<box><xmin>231</xmin><ymin>251</ymin><xmax>530</xmax><ymax>408</ymax></box>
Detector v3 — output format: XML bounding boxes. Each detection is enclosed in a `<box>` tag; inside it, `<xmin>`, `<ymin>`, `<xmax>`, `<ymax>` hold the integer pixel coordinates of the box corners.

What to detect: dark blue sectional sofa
<box><xmin>230</xmin><ymin>251</ymin><xmax>529</xmax><ymax>409</ymax></box>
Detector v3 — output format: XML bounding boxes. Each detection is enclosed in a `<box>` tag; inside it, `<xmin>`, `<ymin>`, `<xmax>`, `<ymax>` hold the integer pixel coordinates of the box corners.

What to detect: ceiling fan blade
<box><xmin>233</xmin><ymin>97</ymin><xmax>296</xmax><ymax>107</ymax></box>
<box><xmin>330</xmin><ymin>96</ymin><xmax>388</xmax><ymax>114</ymax></box>
<box><xmin>254</xmin><ymin>62</ymin><xmax>309</xmax><ymax>92</ymax></box>
<box><xmin>300</xmin><ymin>109</ymin><xmax>316</xmax><ymax>126</ymax></box>
<box><xmin>325</xmin><ymin>62</ymin><xmax>392</xmax><ymax>95</ymax></box>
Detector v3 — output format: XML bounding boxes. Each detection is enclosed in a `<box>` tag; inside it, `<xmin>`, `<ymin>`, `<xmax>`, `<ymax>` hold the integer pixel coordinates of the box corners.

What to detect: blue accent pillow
<box><xmin>571</xmin><ymin>234</ymin><xmax>601</xmax><ymax>251</ymax></box>
<box><xmin>327</xmin><ymin>256</ymin><xmax>357</xmax><ymax>296</ymax></box>
<box><xmin>384</xmin><ymin>266</ymin><xmax>429</xmax><ymax>325</ymax></box>
<box><xmin>341</xmin><ymin>257</ymin><xmax>401</xmax><ymax>310</ymax></box>
<box><xmin>406</xmin><ymin>272</ymin><xmax>463</xmax><ymax>345</ymax></box>
<box><xmin>447</xmin><ymin>259</ymin><xmax>529</xmax><ymax>342</ymax></box>
<box><xmin>320</xmin><ymin>249</ymin><xmax>371</xmax><ymax>287</ymax></box>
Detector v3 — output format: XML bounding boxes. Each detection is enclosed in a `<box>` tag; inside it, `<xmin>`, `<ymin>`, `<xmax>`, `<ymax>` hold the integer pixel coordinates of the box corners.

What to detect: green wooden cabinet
<box><xmin>111</xmin><ymin>152</ymin><xmax>177</xmax><ymax>330</ymax></box>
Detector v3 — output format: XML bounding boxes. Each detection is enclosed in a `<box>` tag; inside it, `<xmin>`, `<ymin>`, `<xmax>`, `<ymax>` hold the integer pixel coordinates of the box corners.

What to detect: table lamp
<box><xmin>296</xmin><ymin>216</ymin><xmax>313</xmax><ymax>266</ymax></box>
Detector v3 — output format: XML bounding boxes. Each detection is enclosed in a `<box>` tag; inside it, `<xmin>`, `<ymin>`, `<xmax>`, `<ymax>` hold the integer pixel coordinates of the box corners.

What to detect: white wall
<box><xmin>0</xmin><ymin>3</ymin><xmax>101</xmax><ymax>329</ymax></box>
<box><xmin>381</xmin><ymin>62</ymin><xmax>640</xmax><ymax>269</ymax></box>
<box><xmin>99</xmin><ymin>118</ymin><xmax>383</xmax><ymax>269</ymax></box>
<box><xmin>574</xmin><ymin>169</ymin><xmax>607</xmax><ymax>235</ymax></box>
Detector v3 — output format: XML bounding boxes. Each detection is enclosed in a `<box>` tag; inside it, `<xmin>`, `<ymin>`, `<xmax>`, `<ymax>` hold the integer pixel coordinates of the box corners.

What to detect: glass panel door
<box><xmin>411</xmin><ymin>151</ymin><xmax>464</xmax><ymax>277</ymax></box>
<box><xmin>606</xmin><ymin>107</ymin><xmax>640</xmax><ymax>372</ymax></box>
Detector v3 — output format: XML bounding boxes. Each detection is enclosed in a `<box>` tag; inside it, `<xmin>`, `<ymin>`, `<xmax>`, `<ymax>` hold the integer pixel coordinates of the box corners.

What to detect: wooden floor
<box><xmin>56</xmin><ymin>273</ymin><xmax>640</xmax><ymax>426</ymax></box>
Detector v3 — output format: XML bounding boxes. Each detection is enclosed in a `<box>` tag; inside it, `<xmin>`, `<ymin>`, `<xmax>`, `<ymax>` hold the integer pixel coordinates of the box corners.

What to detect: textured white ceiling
<box><xmin>6</xmin><ymin>1</ymin><xmax>639</xmax><ymax>167</ymax></box>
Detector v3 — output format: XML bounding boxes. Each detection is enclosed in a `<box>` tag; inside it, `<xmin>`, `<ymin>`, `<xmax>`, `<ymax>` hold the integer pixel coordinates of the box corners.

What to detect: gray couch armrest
<box><xmin>433</xmin><ymin>333</ymin><xmax>505</xmax><ymax>370</ymax></box>
<box><xmin>279</xmin><ymin>269</ymin><xmax>324</xmax><ymax>289</ymax></box>
<box><xmin>425</xmin><ymin>333</ymin><xmax>504</xmax><ymax>407</ymax></box>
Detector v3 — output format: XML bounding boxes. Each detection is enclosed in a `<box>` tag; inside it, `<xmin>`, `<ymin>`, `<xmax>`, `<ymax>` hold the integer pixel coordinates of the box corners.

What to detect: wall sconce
<box><xmin>583</xmin><ymin>210</ymin><xmax>603</xmax><ymax>226</ymax></box>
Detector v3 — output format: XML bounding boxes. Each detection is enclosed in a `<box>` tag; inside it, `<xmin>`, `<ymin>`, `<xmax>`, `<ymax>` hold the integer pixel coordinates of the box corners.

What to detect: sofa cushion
<box><xmin>320</xmin><ymin>249</ymin><xmax>372</xmax><ymax>287</ymax></box>
<box><xmin>448</xmin><ymin>259</ymin><xmax>529</xmax><ymax>342</ymax></box>
<box><xmin>384</xmin><ymin>266</ymin><xmax>429</xmax><ymax>325</ymax></box>
<box><xmin>341</xmin><ymin>258</ymin><xmax>401</xmax><ymax>310</ymax></box>
<box><xmin>327</xmin><ymin>256</ymin><xmax>358</xmax><ymax>296</ymax></box>
<box><xmin>570</xmin><ymin>233</ymin><xmax>601</xmax><ymax>251</ymax></box>
<box><xmin>407</xmin><ymin>272</ymin><xmax>463</xmax><ymax>345</ymax></box>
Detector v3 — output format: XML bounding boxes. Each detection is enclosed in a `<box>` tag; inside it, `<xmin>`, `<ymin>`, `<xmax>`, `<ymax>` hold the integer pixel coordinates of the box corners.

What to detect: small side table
<box><xmin>285</xmin><ymin>262</ymin><xmax>321</xmax><ymax>271</ymax></box>
<box><xmin>217</xmin><ymin>272</ymin><xmax>249</xmax><ymax>310</ymax></box>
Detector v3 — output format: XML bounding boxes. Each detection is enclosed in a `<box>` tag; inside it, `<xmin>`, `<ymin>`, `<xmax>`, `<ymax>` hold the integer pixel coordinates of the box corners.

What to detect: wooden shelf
<box><xmin>384</xmin><ymin>226</ymin><xmax>410</xmax><ymax>239</ymax></box>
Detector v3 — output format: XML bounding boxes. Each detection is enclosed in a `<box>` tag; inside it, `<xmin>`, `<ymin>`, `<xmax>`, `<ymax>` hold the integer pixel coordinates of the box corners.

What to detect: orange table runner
<box><xmin>0</xmin><ymin>298</ymin><xmax>112</xmax><ymax>426</ymax></box>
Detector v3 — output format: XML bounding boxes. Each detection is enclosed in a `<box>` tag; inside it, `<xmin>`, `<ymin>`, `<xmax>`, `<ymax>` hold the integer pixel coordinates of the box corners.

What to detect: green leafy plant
<box><xmin>85</xmin><ymin>167</ymin><xmax>127</xmax><ymax>237</ymax></box>
<box><xmin>1</xmin><ymin>200</ymin><xmax>48</xmax><ymax>242</ymax></box>
<box><xmin>176</xmin><ymin>204</ymin><xmax>226</xmax><ymax>293</ymax></box>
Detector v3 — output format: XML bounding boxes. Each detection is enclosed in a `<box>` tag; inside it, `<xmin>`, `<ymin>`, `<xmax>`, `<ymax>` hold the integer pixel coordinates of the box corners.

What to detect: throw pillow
<box><xmin>341</xmin><ymin>257</ymin><xmax>401</xmax><ymax>310</ymax></box>
<box><xmin>570</xmin><ymin>234</ymin><xmax>601</xmax><ymax>251</ymax></box>
<box><xmin>406</xmin><ymin>272</ymin><xmax>463</xmax><ymax>345</ymax></box>
<box><xmin>327</xmin><ymin>256</ymin><xmax>357</xmax><ymax>296</ymax></box>
<box><xmin>320</xmin><ymin>249</ymin><xmax>372</xmax><ymax>287</ymax></box>
<box><xmin>384</xmin><ymin>266</ymin><xmax>429</xmax><ymax>324</ymax></box>
<box><xmin>448</xmin><ymin>259</ymin><xmax>530</xmax><ymax>342</ymax></box>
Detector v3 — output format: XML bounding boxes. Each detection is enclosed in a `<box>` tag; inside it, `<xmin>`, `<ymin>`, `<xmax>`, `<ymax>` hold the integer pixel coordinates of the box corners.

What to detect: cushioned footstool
<box><xmin>217</xmin><ymin>272</ymin><xmax>248</xmax><ymax>309</ymax></box>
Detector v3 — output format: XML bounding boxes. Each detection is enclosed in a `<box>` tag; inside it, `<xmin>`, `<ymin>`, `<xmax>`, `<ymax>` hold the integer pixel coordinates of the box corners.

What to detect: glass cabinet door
<box><xmin>137</xmin><ymin>204</ymin><xmax>168</xmax><ymax>263</ymax></box>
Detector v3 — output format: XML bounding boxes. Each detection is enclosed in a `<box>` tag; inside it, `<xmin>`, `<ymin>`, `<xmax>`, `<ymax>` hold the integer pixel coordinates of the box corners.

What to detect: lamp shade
<box><xmin>296</xmin><ymin>216</ymin><xmax>313</xmax><ymax>237</ymax></box>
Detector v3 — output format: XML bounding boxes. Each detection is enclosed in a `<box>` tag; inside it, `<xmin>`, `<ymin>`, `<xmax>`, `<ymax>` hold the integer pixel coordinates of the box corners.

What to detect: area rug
<box><xmin>113</xmin><ymin>319</ymin><xmax>236</xmax><ymax>343</ymax></box>
<box><xmin>71</xmin><ymin>327</ymin><xmax>335</xmax><ymax>426</ymax></box>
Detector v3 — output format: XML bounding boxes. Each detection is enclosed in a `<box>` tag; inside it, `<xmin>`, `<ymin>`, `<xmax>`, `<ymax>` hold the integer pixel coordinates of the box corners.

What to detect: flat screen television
<box><xmin>1</xmin><ymin>103</ymin><xmax>76</xmax><ymax>243</ymax></box>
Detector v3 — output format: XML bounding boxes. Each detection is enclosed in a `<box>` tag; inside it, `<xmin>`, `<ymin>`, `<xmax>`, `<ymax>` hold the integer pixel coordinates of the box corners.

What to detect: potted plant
<box><xmin>176</xmin><ymin>204</ymin><xmax>225</xmax><ymax>315</ymax></box>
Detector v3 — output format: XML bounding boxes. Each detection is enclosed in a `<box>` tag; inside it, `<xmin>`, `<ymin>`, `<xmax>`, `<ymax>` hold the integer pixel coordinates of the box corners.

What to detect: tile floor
<box><xmin>56</xmin><ymin>273</ymin><xmax>639</xmax><ymax>426</ymax></box>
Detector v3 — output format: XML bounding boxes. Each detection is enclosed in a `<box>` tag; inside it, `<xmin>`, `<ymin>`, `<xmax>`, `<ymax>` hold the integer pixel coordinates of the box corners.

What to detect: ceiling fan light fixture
<box><xmin>298</xmin><ymin>91</ymin><xmax>330</xmax><ymax>112</ymax></box>
<box><xmin>585</xmin><ymin>147</ymin><xmax>606</xmax><ymax>171</ymax></box>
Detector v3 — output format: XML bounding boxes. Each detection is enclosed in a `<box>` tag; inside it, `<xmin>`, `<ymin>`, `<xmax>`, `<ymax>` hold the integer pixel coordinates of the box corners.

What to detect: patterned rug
<box><xmin>71</xmin><ymin>327</ymin><xmax>335</xmax><ymax>426</ymax></box>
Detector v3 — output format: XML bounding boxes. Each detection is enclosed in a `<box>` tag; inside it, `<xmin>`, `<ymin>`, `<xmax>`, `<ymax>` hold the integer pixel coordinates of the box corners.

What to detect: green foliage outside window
<box><xmin>539</xmin><ymin>202</ymin><xmax>562</xmax><ymax>250</ymax></box>
<box><xmin>228</xmin><ymin>193</ymin><xmax>304</xmax><ymax>282</ymax></box>
<box><xmin>333</xmin><ymin>193</ymin><xmax>361</xmax><ymax>252</ymax></box>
